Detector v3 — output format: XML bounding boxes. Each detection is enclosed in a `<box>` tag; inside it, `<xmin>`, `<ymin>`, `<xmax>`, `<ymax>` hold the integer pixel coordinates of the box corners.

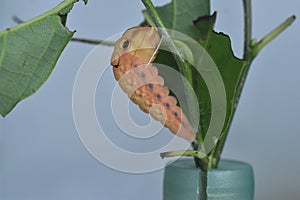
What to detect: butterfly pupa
<box><xmin>110</xmin><ymin>26</ymin><xmax>195</xmax><ymax>142</ymax></box>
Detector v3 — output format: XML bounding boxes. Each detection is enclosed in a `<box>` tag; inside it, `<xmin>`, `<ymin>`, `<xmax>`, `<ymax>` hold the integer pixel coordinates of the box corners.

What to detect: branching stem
<box><xmin>252</xmin><ymin>15</ymin><xmax>296</xmax><ymax>58</ymax></box>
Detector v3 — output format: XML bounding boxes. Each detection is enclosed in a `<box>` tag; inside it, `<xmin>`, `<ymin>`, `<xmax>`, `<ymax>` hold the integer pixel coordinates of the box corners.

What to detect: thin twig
<box><xmin>71</xmin><ymin>37</ymin><xmax>115</xmax><ymax>46</ymax></box>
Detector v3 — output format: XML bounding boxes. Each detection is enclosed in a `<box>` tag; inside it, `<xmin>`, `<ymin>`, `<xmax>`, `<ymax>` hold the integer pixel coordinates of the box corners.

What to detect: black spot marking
<box><xmin>156</xmin><ymin>94</ymin><xmax>161</xmax><ymax>100</ymax></box>
<box><xmin>140</xmin><ymin>73</ymin><xmax>145</xmax><ymax>79</ymax></box>
<box><xmin>122</xmin><ymin>40</ymin><xmax>130</xmax><ymax>49</ymax></box>
<box><xmin>133</xmin><ymin>65</ymin><xmax>137</xmax><ymax>69</ymax></box>
<box><xmin>165</xmin><ymin>103</ymin><xmax>170</xmax><ymax>109</ymax></box>
<box><xmin>174</xmin><ymin>112</ymin><xmax>178</xmax><ymax>118</ymax></box>
<box><xmin>147</xmin><ymin>83</ymin><xmax>153</xmax><ymax>89</ymax></box>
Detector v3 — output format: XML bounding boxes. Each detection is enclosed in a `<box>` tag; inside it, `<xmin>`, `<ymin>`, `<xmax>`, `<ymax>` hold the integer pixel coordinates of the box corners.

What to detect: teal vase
<box><xmin>163</xmin><ymin>159</ymin><xmax>254</xmax><ymax>200</ymax></box>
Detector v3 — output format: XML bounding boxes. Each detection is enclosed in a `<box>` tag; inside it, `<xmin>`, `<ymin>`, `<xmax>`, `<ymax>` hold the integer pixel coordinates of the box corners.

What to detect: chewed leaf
<box><xmin>193</xmin><ymin>12</ymin><xmax>217</xmax><ymax>40</ymax></box>
<box><xmin>143</xmin><ymin>0</ymin><xmax>210</xmax><ymax>40</ymax></box>
<box><xmin>0</xmin><ymin>0</ymin><xmax>86</xmax><ymax>117</ymax></box>
<box><xmin>193</xmin><ymin>14</ymin><xmax>247</xmax><ymax>139</ymax></box>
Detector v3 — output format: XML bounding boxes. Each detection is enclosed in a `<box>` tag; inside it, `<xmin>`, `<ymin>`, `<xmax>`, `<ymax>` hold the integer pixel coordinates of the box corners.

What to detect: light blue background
<box><xmin>1</xmin><ymin>0</ymin><xmax>300</xmax><ymax>199</ymax></box>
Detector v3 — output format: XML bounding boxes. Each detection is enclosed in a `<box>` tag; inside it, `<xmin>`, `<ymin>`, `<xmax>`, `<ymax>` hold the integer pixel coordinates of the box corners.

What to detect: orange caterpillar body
<box><xmin>110</xmin><ymin>26</ymin><xmax>195</xmax><ymax>142</ymax></box>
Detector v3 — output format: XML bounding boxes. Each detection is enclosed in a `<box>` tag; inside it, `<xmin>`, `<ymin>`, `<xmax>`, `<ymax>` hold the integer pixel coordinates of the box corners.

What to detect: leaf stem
<box><xmin>141</xmin><ymin>0</ymin><xmax>187</xmax><ymax>66</ymax></box>
<box><xmin>141</xmin><ymin>0</ymin><xmax>193</xmax><ymax>80</ymax></box>
<box><xmin>161</xmin><ymin>150</ymin><xmax>207</xmax><ymax>160</ymax></box>
<box><xmin>71</xmin><ymin>37</ymin><xmax>115</xmax><ymax>46</ymax></box>
<box><xmin>141</xmin><ymin>0</ymin><xmax>169</xmax><ymax>35</ymax></box>
<box><xmin>243</xmin><ymin>0</ymin><xmax>252</xmax><ymax>60</ymax></box>
<box><xmin>252</xmin><ymin>15</ymin><xmax>296</xmax><ymax>58</ymax></box>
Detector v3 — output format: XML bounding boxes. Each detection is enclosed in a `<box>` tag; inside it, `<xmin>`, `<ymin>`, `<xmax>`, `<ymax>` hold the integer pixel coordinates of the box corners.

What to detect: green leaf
<box><xmin>143</xmin><ymin>0</ymin><xmax>210</xmax><ymax>40</ymax></box>
<box><xmin>193</xmin><ymin>12</ymin><xmax>217</xmax><ymax>40</ymax></box>
<box><xmin>157</xmin><ymin>11</ymin><xmax>247</xmax><ymax>149</ymax></box>
<box><xmin>195</xmin><ymin>25</ymin><xmax>247</xmax><ymax>141</ymax></box>
<box><xmin>0</xmin><ymin>0</ymin><xmax>85</xmax><ymax>117</ymax></box>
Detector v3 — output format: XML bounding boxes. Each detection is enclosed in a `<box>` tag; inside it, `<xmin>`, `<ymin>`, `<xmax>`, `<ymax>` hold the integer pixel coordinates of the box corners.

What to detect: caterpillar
<box><xmin>110</xmin><ymin>26</ymin><xmax>195</xmax><ymax>142</ymax></box>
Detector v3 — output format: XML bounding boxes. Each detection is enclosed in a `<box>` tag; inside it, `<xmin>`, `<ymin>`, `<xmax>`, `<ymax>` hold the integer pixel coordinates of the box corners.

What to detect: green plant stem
<box><xmin>199</xmin><ymin>171</ymin><xmax>208</xmax><ymax>199</ymax></box>
<box><xmin>252</xmin><ymin>15</ymin><xmax>296</xmax><ymax>58</ymax></box>
<box><xmin>161</xmin><ymin>149</ymin><xmax>208</xmax><ymax>170</ymax></box>
<box><xmin>71</xmin><ymin>37</ymin><xmax>115</xmax><ymax>46</ymax></box>
<box><xmin>243</xmin><ymin>0</ymin><xmax>252</xmax><ymax>60</ymax></box>
<box><xmin>141</xmin><ymin>0</ymin><xmax>172</xmax><ymax>41</ymax></box>
<box><xmin>161</xmin><ymin>150</ymin><xmax>207</xmax><ymax>160</ymax></box>
<box><xmin>143</xmin><ymin>12</ymin><xmax>156</xmax><ymax>27</ymax></box>
<box><xmin>142</xmin><ymin>0</ymin><xmax>194</xmax><ymax>87</ymax></box>
<box><xmin>141</xmin><ymin>0</ymin><xmax>192</xmax><ymax>80</ymax></box>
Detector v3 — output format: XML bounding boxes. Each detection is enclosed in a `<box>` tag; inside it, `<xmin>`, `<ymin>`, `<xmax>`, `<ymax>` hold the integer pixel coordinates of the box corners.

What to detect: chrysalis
<box><xmin>110</xmin><ymin>26</ymin><xmax>195</xmax><ymax>142</ymax></box>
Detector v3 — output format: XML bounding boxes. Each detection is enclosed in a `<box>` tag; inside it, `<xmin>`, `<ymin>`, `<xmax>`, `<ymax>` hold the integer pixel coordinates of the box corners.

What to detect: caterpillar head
<box><xmin>111</xmin><ymin>26</ymin><xmax>160</xmax><ymax>67</ymax></box>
